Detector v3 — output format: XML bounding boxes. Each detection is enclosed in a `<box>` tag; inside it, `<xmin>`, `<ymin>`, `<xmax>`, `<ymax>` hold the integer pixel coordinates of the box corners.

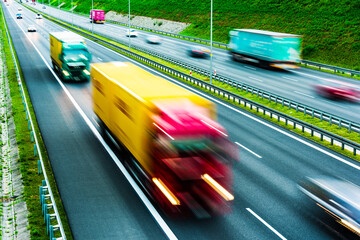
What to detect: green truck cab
<box><xmin>50</xmin><ymin>32</ymin><xmax>91</xmax><ymax>81</ymax></box>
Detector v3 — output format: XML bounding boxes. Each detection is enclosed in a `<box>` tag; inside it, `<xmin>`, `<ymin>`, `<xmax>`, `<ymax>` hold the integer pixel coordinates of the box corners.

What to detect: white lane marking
<box><xmin>293</xmin><ymin>91</ymin><xmax>315</xmax><ymax>99</ymax></box>
<box><xmin>247</xmin><ymin>208</ymin><xmax>287</xmax><ymax>240</ymax></box>
<box><xmin>249</xmin><ymin>76</ymin><xmax>263</xmax><ymax>82</ymax></box>
<box><xmin>235</xmin><ymin>142</ymin><xmax>262</xmax><ymax>158</ymax></box>
<box><xmin>244</xmin><ymin>65</ymin><xmax>257</xmax><ymax>71</ymax></box>
<box><xmin>9</xmin><ymin>10</ymin><xmax>178</xmax><ymax>240</ymax></box>
<box><xmin>292</xmin><ymin>71</ymin><xmax>328</xmax><ymax>81</ymax></box>
<box><xmin>89</xmin><ymin>37</ymin><xmax>360</xmax><ymax>172</ymax></box>
<box><xmin>214</xmin><ymin>66</ymin><xmax>227</xmax><ymax>71</ymax></box>
<box><xmin>282</xmin><ymin>76</ymin><xmax>298</xmax><ymax>82</ymax></box>
<box><xmin>97</xmin><ymin>57</ymin><xmax>103</xmax><ymax>61</ymax></box>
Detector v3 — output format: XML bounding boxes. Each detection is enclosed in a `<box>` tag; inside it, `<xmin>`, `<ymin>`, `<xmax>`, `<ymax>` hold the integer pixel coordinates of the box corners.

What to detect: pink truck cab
<box><xmin>90</xmin><ymin>9</ymin><xmax>105</xmax><ymax>24</ymax></box>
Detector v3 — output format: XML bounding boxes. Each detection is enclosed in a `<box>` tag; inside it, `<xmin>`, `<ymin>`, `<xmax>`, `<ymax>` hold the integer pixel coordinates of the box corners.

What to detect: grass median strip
<box><xmin>1</xmin><ymin>7</ymin><xmax>73</xmax><ymax>240</ymax></box>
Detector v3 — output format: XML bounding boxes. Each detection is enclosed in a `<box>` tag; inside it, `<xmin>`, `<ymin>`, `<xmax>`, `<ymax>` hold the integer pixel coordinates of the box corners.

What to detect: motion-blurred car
<box><xmin>42</xmin><ymin>6</ymin><xmax>46</xmax><ymax>9</ymax></box>
<box><xmin>187</xmin><ymin>46</ymin><xmax>211</xmax><ymax>58</ymax></box>
<box><xmin>27</xmin><ymin>25</ymin><xmax>37</xmax><ymax>32</ymax></box>
<box><xmin>314</xmin><ymin>79</ymin><xmax>360</xmax><ymax>102</ymax></box>
<box><xmin>18</xmin><ymin>8</ymin><xmax>22</xmax><ymax>11</ymax></box>
<box><xmin>146</xmin><ymin>35</ymin><xmax>162</xmax><ymax>44</ymax></box>
<box><xmin>125</xmin><ymin>29</ymin><xmax>138</xmax><ymax>37</ymax></box>
<box><xmin>299</xmin><ymin>176</ymin><xmax>360</xmax><ymax>236</ymax></box>
<box><xmin>35</xmin><ymin>13</ymin><xmax>42</xmax><ymax>19</ymax></box>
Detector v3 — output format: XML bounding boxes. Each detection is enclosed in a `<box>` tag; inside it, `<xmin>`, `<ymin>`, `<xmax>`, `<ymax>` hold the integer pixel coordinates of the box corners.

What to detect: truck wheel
<box><xmin>52</xmin><ymin>61</ymin><xmax>56</xmax><ymax>71</ymax></box>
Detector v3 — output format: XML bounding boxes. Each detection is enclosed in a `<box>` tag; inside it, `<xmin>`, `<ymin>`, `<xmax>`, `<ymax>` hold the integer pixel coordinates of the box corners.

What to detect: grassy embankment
<box><xmin>0</xmin><ymin>6</ymin><xmax>73</xmax><ymax>240</ymax></box>
<box><xmin>51</xmin><ymin>0</ymin><xmax>360</xmax><ymax>71</ymax></box>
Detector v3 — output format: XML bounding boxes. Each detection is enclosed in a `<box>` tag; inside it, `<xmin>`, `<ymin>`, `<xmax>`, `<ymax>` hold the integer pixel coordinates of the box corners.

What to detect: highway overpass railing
<box><xmin>2</xmin><ymin>7</ymin><xmax>66</xmax><ymax>240</ymax></box>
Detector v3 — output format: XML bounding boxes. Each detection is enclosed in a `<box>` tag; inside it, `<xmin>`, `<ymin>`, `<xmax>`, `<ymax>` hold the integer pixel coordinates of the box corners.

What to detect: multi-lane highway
<box><xmin>23</xmin><ymin>0</ymin><xmax>360</xmax><ymax>124</ymax></box>
<box><xmin>2</xmin><ymin>1</ymin><xmax>360</xmax><ymax>239</ymax></box>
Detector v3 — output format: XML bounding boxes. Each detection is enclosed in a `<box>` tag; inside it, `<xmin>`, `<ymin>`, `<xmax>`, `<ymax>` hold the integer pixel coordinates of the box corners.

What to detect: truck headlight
<box><xmin>62</xmin><ymin>70</ymin><xmax>70</xmax><ymax>76</ymax></box>
<box><xmin>83</xmin><ymin>69</ymin><xmax>90</xmax><ymax>75</ymax></box>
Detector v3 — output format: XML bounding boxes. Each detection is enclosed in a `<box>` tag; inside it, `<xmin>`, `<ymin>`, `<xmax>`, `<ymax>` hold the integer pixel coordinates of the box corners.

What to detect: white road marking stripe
<box><xmin>293</xmin><ymin>71</ymin><xmax>328</xmax><ymax>81</ymax></box>
<box><xmin>235</xmin><ymin>142</ymin><xmax>262</xmax><ymax>158</ymax></box>
<box><xmin>282</xmin><ymin>76</ymin><xmax>298</xmax><ymax>82</ymax></box>
<box><xmin>249</xmin><ymin>76</ymin><xmax>263</xmax><ymax>82</ymax></box>
<box><xmin>244</xmin><ymin>65</ymin><xmax>256</xmax><ymax>71</ymax></box>
<box><xmin>10</xmin><ymin>11</ymin><xmax>178</xmax><ymax>240</ymax></box>
<box><xmin>247</xmin><ymin>208</ymin><xmax>287</xmax><ymax>240</ymax></box>
<box><xmin>294</xmin><ymin>91</ymin><xmax>315</xmax><ymax>99</ymax></box>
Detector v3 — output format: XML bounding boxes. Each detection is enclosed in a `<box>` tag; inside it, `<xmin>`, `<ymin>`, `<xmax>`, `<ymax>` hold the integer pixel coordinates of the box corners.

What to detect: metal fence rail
<box><xmin>2</xmin><ymin>6</ymin><xmax>66</xmax><ymax>240</ymax></box>
<box><xmin>35</xmin><ymin>14</ymin><xmax>360</xmax><ymax>156</ymax></box>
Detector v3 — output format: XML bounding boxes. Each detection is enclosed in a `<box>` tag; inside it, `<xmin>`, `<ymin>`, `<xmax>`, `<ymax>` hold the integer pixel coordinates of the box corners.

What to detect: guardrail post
<box><xmin>349</xmin><ymin>123</ymin><xmax>352</xmax><ymax>133</ymax></box>
<box><xmin>38</xmin><ymin>160</ymin><xmax>42</xmax><ymax>174</ymax></box>
<box><xmin>354</xmin><ymin>148</ymin><xmax>356</xmax><ymax>156</ymax></box>
<box><xmin>311</xmin><ymin>129</ymin><xmax>314</xmax><ymax>136</ymax></box>
<box><xmin>338</xmin><ymin>119</ymin><xmax>341</xmax><ymax>129</ymax></box>
<box><xmin>31</xmin><ymin>131</ymin><xmax>34</xmax><ymax>142</ymax></box>
<box><xmin>34</xmin><ymin>144</ymin><xmax>37</xmax><ymax>156</ymax></box>
<box><xmin>331</xmin><ymin>139</ymin><xmax>333</xmax><ymax>145</ymax></box>
<box><xmin>342</xmin><ymin>143</ymin><xmax>344</xmax><ymax>150</ymax></box>
<box><xmin>28</xmin><ymin>120</ymin><xmax>31</xmax><ymax>130</ymax></box>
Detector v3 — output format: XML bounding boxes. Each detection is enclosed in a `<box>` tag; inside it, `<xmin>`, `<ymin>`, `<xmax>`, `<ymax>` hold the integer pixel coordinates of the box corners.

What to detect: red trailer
<box><xmin>90</xmin><ymin>9</ymin><xmax>105</xmax><ymax>24</ymax></box>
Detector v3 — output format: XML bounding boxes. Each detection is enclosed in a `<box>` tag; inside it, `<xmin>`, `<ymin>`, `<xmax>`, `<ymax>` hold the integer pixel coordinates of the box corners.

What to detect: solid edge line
<box><xmin>235</xmin><ymin>142</ymin><xmax>262</xmax><ymax>158</ymax></box>
<box><xmin>246</xmin><ymin>208</ymin><xmax>287</xmax><ymax>240</ymax></box>
<box><xmin>7</xmin><ymin>6</ymin><xmax>178</xmax><ymax>240</ymax></box>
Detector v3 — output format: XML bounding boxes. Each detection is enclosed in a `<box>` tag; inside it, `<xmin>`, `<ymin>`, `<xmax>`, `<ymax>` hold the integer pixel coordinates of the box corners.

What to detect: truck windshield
<box><xmin>153</xmin><ymin>135</ymin><xmax>236</xmax><ymax>164</ymax></box>
<box><xmin>63</xmin><ymin>50</ymin><xmax>89</xmax><ymax>61</ymax></box>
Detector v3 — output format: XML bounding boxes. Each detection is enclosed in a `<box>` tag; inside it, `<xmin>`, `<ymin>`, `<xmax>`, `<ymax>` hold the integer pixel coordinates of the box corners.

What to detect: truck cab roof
<box><xmin>232</xmin><ymin>29</ymin><xmax>301</xmax><ymax>38</ymax></box>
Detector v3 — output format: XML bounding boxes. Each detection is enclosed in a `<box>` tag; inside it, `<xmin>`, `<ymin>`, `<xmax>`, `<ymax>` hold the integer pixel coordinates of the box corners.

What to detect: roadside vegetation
<box><xmin>51</xmin><ymin>0</ymin><xmax>360</xmax><ymax>70</ymax></box>
<box><xmin>0</xmin><ymin>7</ymin><xmax>73</xmax><ymax>240</ymax></box>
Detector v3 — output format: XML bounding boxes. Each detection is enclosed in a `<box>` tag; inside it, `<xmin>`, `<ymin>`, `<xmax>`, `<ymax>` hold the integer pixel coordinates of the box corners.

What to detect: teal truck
<box><xmin>228</xmin><ymin>29</ymin><xmax>302</xmax><ymax>69</ymax></box>
<box><xmin>50</xmin><ymin>32</ymin><xmax>91</xmax><ymax>81</ymax></box>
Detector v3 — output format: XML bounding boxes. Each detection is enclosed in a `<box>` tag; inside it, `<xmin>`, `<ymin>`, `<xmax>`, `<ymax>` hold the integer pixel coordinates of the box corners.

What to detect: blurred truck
<box><xmin>229</xmin><ymin>29</ymin><xmax>302</xmax><ymax>69</ymax></box>
<box><xmin>92</xmin><ymin>62</ymin><xmax>238</xmax><ymax>218</ymax></box>
<box><xmin>50</xmin><ymin>32</ymin><xmax>91</xmax><ymax>81</ymax></box>
<box><xmin>90</xmin><ymin>9</ymin><xmax>105</xmax><ymax>24</ymax></box>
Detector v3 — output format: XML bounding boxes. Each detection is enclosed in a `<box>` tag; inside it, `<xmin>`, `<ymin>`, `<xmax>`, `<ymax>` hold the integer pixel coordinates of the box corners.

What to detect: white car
<box><xmin>125</xmin><ymin>29</ymin><xmax>138</xmax><ymax>37</ymax></box>
<box><xmin>35</xmin><ymin>13</ymin><xmax>42</xmax><ymax>19</ymax></box>
<box><xmin>146</xmin><ymin>35</ymin><xmax>162</xmax><ymax>44</ymax></box>
<box><xmin>27</xmin><ymin>25</ymin><xmax>37</xmax><ymax>32</ymax></box>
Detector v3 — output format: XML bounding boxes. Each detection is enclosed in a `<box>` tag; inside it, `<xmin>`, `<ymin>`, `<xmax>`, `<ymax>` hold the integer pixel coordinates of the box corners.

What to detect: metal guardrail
<box><xmin>301</xmin><ymin>60</ymin><xmax>360</xmax><ymax>77</ymax></box>
<box><xmin>1</xmin><ymin>5</ymin><xmax>66</xmax><ymax>240</ymax></box>
<box><xmin>31</xmin><ymin>13</ymin><xmax>360</xmax><ymax>157</ymax></box>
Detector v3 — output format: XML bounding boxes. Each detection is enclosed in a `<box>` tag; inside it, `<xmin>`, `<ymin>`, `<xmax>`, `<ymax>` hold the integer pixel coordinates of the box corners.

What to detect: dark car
<box><xmin>187</xmin><ymin>46</ymin><xmax>211</xmax><ymax>58</ymax></box>
<box><xmin>299</xmin><ymin>176</ymin><xmax>360</xmax><ymax>236</ymax></box>
<box><xmin>314</xmin><ymin>79</ymin><xmax>360</xmax><ymax>102</ymax></box>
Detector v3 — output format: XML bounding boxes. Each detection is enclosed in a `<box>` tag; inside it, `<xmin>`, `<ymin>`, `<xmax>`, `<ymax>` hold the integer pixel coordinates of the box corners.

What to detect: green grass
<box><xmin>0</xmin><ymin>6</ymin><xmax>73</xmax><ymax>240</ymax></box>
<box><xmin>46</xmin><ymin>0</ymin><xmax>360</xmax><ymax>71</ymax></box>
